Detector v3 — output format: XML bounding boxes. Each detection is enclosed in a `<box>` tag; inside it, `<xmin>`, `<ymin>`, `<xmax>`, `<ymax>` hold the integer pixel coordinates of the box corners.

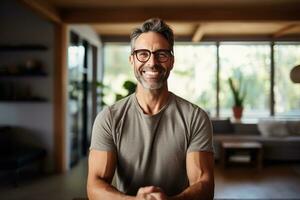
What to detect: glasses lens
<box><xmin>134</xmin><ymin>49</ymin><xmax>172</xmax><ymax>63</ymax></box>
<box><xmin>136</xmin><ymin>50</ymin><xmax>150</xmax><ymax>62</ymax></box>
<box><xmin>155</xmin><ymin>50</ymin><xmax>170</xmax><ymax>62</ymax></box>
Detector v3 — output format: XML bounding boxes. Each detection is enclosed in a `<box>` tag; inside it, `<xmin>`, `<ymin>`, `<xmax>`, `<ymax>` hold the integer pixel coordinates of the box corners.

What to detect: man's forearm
<box><xmin>171</xmin><ymin>180</ymin><xmax>214</xmax><ymax>200</ymax></box>
<box><xmin>87</xmin><ymin>178</ymin><xmax>134</xmax><ymax>200</ymax></box>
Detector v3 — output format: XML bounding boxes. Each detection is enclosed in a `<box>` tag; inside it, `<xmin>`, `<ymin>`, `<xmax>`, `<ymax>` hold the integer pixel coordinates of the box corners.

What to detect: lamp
<box><xmin>290</xmin><ymin>65</ymin><xmax>300</xmax><ymax>83</ymax></box>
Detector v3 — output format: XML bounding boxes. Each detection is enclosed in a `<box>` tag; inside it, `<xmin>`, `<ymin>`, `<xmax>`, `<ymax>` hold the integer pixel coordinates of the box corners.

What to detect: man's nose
<box><xmin>147</xmin><ymin>53</ymin><xmax>159</xmax><ymax>66</ymax></box>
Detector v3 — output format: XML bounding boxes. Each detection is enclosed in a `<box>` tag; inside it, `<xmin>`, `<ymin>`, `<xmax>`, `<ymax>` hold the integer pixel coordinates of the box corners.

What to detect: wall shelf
<box><xmin>0</xmin><ymin>73</ymin><xmax>48</xmax><ymax>78</ymax></box>
<box><xmin>0</xmin><ymin>44</ymin><xmax>48</xmax><ymax>51</ymax></box>
<box><xmin>0</xmin><ymin>43</ymin><xmax>49</xmax><ymax>102</ymax></box>
<box><xmin>0</xmin><ymin>99</ymin><xmax>48</xmax><ymax>103</ymax></box>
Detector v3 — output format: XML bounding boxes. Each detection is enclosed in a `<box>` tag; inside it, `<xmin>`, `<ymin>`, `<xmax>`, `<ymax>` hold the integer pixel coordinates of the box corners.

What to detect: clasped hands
<box><xmin>136</xmin><ymin>186</ymin><xmax>169</xmax><ymax>200</ymax></box>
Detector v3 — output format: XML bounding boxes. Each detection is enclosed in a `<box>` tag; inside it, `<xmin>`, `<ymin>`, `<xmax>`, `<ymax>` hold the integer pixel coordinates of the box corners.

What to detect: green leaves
<box><xmin>115</xmin><ymin>80</ymin><xmax>137</xmax><ymax>101</ymax></box>
<box><xmin>97</xmin><ymin>80</ymin><xmax>137</xmax><ymax>106</ymax></box>
<box><xmin>228</xmin><ymin>77</ymin><xmax>246</xmax><ymax>107</ymax></box>
<box><xmin>123</xmin><ymin>80</ymin><xmax>137</xmax><ymax>95</ymax></box>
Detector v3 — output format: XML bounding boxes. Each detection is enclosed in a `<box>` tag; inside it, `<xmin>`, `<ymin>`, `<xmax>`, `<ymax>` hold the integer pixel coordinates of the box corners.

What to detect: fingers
<box><xmin>145</xmin><ymin>194</ymin><xmax>157</xmax><ymax>200</ymax></box>
<box><xmin>148</xmin><ymin>192</ymin><xmax>168</xmax><ymax>200</ymax></box>
<box><xmin>137</xmin><ymin>186</ymin><xmax>162</xmax><ymax>195</ymax></box>
<box><xmin>136</xmin><ymin>186</ymin><xmax>168</xmax><ymax>200</ymax></box>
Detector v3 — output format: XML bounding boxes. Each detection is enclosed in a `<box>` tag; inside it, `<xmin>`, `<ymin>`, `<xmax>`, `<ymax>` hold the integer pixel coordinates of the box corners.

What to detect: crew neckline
<box><xmin>132</xmin><ymin>92</ymin><xmax>174</xmax><ymax>118</ymax></box>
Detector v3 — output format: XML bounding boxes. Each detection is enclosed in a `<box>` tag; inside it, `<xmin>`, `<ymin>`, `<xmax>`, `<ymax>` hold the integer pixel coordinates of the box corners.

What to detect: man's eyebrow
<box><xmin>134</xmin><ymin>49</ymin><xmax>171</xmax><ymax>51</ymax></box>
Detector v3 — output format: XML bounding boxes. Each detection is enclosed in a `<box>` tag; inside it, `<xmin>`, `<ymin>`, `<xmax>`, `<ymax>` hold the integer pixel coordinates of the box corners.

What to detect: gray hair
<box><xmin>130</xmin><ymin>18</ymin><xmax>174</xmax><ymax>53</ymax></box>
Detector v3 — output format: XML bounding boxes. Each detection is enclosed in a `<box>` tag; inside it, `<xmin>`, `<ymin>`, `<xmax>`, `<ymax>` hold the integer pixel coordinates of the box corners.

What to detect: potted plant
<box><xmin>115</xmin><ymin>80</ymin><xmax>137</xmax><ymax>101</ymax></box>
<box><xmin>97</xmin><ymin>80</ymin><xmax>137</xmax><ymax>107</ymax></box>
<box><xmin>228</xmin><ymin>77</ymin><xmax>246</xmax><ymax>120</ymax></box>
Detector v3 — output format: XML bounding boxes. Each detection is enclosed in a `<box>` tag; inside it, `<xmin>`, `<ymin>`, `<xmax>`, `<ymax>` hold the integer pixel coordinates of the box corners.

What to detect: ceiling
<box><xmin>21</xmin><ymin>0</ymin><xmax>300</xmax><ymax>41</ymax></box>
<box><xmin>38</xmin><ymin>0</ymin><xmax>300</xmax><ymax>8</ymax></box>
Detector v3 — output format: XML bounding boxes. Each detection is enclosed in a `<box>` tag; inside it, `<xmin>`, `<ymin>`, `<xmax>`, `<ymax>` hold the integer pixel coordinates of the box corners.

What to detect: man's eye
<box><xmin>157</xmin><ymin>52</ymin><xmax>168</xmax><ymax>58</ymax></box>
<box><xmin>138</xmin><ymin>52</ymin><xmax>149</xmax><ymax>57</ymax></box>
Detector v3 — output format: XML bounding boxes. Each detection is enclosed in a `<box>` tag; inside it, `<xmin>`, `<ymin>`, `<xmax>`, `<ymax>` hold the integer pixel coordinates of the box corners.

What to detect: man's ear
<box><xmin>129</xmin><ymin>55</ymin><xmax>134</xmax><ymax>66</ymax></box>
<box><xmin>170</xmin><ymin>56</ymin><xmax>174</xmax><ymax>70</ymax></box>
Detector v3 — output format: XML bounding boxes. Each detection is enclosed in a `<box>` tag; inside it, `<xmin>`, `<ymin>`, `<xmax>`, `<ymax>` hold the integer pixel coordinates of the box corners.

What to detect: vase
<box><xmin>232</xmin><ymin>106</ymin><xmax>243</xmax><ymax>120</ymax></box>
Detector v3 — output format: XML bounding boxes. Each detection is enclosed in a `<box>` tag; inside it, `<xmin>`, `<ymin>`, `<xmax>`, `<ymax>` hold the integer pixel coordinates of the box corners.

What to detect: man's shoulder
<box><xmin>95</xmin><ymin>94</ymin><xmax>134</xmax><ymax>124</ymax></box>
<box><xmin>170</xmin><ymin>92</ymin><xmax>210</xmax><ymax>121</ymax></box>
<box><xmin>110</xmin><ymin>94</ymin><xmax>134</xmax><ymax>110</ymax></box>
<box><xmin>100</xmin><ymin>94</ymin><xmax>134</xmax><ymax>117</ymax></box>
<box><xmin>172</xmin><ymin>93</ymin><xmax>203</xmax><ymax>112</ymax></box>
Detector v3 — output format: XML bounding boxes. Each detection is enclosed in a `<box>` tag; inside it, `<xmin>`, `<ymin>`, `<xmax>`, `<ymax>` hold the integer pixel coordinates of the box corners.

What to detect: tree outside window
<box><xmin>170</xmin><ymin>44</ymin><xmax>217</xmax><ymax>116</ymax></box>
<box><xmin>274</xmin><ymin>44</ymin><xmax>300</xmax><ymax>117</ymax></box>
<box><xmin>103</xmin><ymin>44</ymin><xmax>134</xmax><ymax>105</ymax></box>
<box><xmin>219</xmin><ymin>44</ymin><xmax>270</xmax><ymax>119</ymax></box>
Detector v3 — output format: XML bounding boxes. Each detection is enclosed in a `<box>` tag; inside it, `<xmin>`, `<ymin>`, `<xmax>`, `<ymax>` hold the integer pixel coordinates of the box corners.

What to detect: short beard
<box><xmin>134</xmin><ymin>65</ymin><xmax>170</xmax><ymax>90</ymax></box>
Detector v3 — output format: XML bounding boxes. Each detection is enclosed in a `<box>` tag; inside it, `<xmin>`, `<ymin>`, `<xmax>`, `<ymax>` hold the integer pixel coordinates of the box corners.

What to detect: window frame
<box><xmin>102</xmin><ymin>41</ymin><xmax>300</xmax><ymax>119</ymax></box>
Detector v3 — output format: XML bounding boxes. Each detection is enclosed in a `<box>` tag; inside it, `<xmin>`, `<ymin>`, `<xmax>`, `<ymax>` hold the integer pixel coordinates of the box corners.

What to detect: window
<box><xmin>274</xmin><ymin>43</ymin><xmax>300</xmax><ymax>117</ymax></box>
<box><xmin>103</xmin><ymin>44</ymin><xmax>134</xmax><ymax>105</ymax></box>
<box><xmin>219</xmin><ymin>43</ymin><xmax>270</xmax><ymax>119</ymax></box>
<box><xmin>102</xmin><ymin>42</ymin><xmax>300</xmax><ymax>119</ymax></box>
<box><xmin>170</xmin><ymin>44</ymin><xmax>217</xmax><ymax>116</ymax></box>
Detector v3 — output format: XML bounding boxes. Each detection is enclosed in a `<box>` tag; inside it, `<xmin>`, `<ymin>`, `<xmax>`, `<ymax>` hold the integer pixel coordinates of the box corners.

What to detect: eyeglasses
<box><xmin>132</xmin><ymin>49</ymin><xmax>173</xmax><ymax>63</ymax></box>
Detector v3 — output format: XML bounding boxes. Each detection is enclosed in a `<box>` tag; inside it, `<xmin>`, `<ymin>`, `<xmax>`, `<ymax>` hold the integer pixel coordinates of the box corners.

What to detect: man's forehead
<box><xmin>134</xmin><ymin>32</ymin><xmax>170</xmax><ymax>49</ymax></box>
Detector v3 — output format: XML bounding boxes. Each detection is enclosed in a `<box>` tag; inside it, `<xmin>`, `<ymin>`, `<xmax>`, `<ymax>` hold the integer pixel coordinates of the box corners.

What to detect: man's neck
<box><xmin>135</xmin><ymin>84</ymin><xmax>170</xmax><ymax>115</ymax></box>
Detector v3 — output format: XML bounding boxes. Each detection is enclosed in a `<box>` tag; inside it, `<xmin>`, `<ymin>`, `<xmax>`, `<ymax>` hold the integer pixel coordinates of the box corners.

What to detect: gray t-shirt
<box><xmin>90</xmin><ymin>92</ymin><xmax>213</xmax><ymax>196</ymax></box>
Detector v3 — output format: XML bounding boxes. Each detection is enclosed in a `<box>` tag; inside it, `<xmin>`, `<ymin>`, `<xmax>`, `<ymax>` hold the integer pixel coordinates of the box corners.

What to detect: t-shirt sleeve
<box><xmin>187</xmin><ymin>108</ymin><xmax>214</xmax><ymax>153</ymax></box>
<box><xmin>90</xmin><ymin>106</ymin><xmax>116</xmax><ymax>152</ymax></box>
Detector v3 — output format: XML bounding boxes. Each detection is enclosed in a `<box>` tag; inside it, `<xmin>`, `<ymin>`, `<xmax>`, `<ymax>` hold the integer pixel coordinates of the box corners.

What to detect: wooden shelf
<box><xmin>0</xmin><ymin>99</ymin><xmax>48</xmax><ymax>103</ymax></box>
<box><xmin>0</xmin><ymin>44</ymin><xmax>48</xmax><ymax>51</ymax></box>
<box><xmin>0</xmin><ymin>44</ymin><xmax>49</xmax><ymax>104</ymax></box>
<box><xmin>0</xmin><ymin>73</ymin><xmax>48</xmax><ymax>78</ymax></box>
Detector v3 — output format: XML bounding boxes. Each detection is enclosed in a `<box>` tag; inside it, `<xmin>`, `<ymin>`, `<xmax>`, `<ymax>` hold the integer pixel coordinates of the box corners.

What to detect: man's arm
<box><xmin>87</xmin><ymin>150</ymin><xmax>135</xmax><ymax>200</ymax></box>
<box><xmin>171</xmin><ymin>151</ymin><xmax>215</xmax><ymax>200</ymax></box>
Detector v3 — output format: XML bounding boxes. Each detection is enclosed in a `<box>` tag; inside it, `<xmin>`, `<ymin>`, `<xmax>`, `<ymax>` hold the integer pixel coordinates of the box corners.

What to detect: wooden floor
<box><xmin>0</xmin><ymin>158</ymin><xmax>300</xmax><ymax>200</ymax></box>
<box><xmin>214</xmin><ymin>162</ymin><xmax>300</xmax><ymax>199</ymax></box>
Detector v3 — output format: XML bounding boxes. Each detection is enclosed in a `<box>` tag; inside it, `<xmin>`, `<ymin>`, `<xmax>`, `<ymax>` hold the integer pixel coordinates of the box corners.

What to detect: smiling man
<box><xmin>87</xmin><ymin>18</ymin><xmax>214</xmax><ymax>200</ymax></box>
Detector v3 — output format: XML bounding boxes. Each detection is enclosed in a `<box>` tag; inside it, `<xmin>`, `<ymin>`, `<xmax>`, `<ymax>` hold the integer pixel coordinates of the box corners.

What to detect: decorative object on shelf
<box><xmin>0</xmin><ymin>81</ymin><xmax>47</xmax><ymax>102</ymax></box>
<box><xmin>0</xmin><ymin>59</ymin><xmax>46</xmax><ymax>76</ymax></box>
<box><xmin>0</xmin><ymin>43</ymin><xmax>48</xmax><ymax>76</ymax></box>
<box><xmin>228</xmin><ymin>77</ymin><xmax>246</xmax><ymax>120</ymax></box>
<box><xmin>22</xmin><ymin>59</ymin><xmax>46</xmax><ymax>75</ymax></box>
<box><xmin>290</xmin><ymin>64</ymin><xmax>300</xmax><ymax>83</ymax></box>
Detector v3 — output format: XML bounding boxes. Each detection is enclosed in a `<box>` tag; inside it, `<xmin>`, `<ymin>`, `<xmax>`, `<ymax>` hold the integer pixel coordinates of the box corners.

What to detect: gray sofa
<box><xmin>0</xmin><ymin>126</ymin><xmax>46</xmax><ymax>185</ymax></box>
<box><xmin>212</xmin><ymin>119</ymin><xmax>300</xmax><ymax>162</ymax></box>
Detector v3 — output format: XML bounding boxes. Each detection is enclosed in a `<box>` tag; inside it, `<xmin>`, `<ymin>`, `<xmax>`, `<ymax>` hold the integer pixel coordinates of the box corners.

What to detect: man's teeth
<box><xmin>144</xmin><ymin>71</ymin><xmax>158</xmax><ymax>75</ymax></box>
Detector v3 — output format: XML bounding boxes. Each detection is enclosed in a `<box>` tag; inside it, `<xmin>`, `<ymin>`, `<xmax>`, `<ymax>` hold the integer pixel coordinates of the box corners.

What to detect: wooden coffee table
<box><xmin>221</xmin><ymin>141</ymin><xmax>263</xmax><ymax>170</ymax></box>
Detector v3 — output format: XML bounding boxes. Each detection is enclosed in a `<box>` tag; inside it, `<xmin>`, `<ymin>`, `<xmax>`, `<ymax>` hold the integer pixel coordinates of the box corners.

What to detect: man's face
<box><xmin>130</xmin><ymin>32</ymin><xmax>174</xmax><ymax>90</ymax></box>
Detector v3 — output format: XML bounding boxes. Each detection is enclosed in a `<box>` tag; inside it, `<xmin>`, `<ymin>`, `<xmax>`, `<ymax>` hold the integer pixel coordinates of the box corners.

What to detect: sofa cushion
<box><xmin>211</xmin><ymin>118</ymin><xmax>234</xmax><ymax>134</ymax></box>
<box><xmin>0</xmin><ymin>147</ymin><xmax>46</xmax><ymax>170</ymax></box>
<box><xmin>258</xmin><ymin>119</ymin><xmax>289</xmax><ymax>137</ymax></box>
<box><xmin>0</xmin><ymin>126</ymin><xmax>15</xmax><ymax>154</ymax></box>
<box><xmin>286</xmin><ymin>120</ymin><xmax>300</xmax><ymax>135</ymax></box>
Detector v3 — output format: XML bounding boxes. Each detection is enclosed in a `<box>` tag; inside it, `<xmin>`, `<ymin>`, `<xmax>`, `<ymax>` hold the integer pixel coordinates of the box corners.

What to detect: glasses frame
<box><xmin>132</xmin><ymin>49</ymin><xmax>173</xmax><ymax>63</ymax></box>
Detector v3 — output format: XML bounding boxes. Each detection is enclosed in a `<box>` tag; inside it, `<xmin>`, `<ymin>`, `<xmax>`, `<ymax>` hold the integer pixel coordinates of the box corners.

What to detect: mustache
<box><xmin>140</xmin><ymin>65</ymin><xmax>165</xmax><ymax>73</ymax></box>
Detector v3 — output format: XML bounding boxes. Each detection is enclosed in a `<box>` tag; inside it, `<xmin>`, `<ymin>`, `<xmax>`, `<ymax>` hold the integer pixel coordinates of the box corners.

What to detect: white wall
<box><xmin>0</xmin><ymin>0</ymin><xmax>55</xmax><ymax>171</ymax></box>
<box><xmin>69</xmin><ymin>25</ymin><xmax>102</xmax><ymax>46</ymax></box>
